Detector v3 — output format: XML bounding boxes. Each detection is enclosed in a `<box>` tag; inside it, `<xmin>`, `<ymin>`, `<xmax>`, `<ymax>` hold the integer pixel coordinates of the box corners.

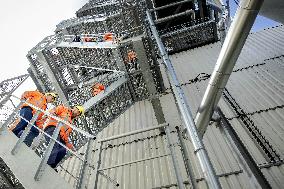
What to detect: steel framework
<box><xmin>21</xmin><ymin>0</ymin><xmax>227</xmax><ymax>188</ymax></box>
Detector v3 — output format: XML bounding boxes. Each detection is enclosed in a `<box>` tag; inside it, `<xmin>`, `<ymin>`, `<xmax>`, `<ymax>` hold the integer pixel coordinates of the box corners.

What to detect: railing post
<box><xmin>11</xmin><ymin>110</ymin><xmax>40</xmax><ymax>155</ymax></box>
<box><xmin>164</xmin><ymin>125</ymin><xmax>185</xmax><ymax>189</ymax></box>
<box><xmin>93</xmin><ymin>142</ymin><xmax>103</xmax><ymax>189</ymax></box>
<box><xmin>76</xmin><ymin>138</ymin><xmax>94</xmax><ymax>189</ymax></box>
<box><xmin>176</xmin><ymin>126</ymin><xmax>197</xmax><ymax>189</ymax></box>
<box><xmin>34</xmin><ymin>122</ymin><xmax>63</xmax><ymax>181</ymax></box>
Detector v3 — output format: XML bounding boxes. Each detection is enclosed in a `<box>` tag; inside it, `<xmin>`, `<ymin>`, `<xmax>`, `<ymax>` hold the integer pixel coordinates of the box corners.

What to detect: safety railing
<box><xmin>0</xmin><ymin>94</ymin><xmax>115</xmax><ymax>187</ymax></box>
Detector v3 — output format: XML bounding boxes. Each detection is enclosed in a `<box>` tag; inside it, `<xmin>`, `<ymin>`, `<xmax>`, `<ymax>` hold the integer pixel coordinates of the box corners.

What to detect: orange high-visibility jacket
<box><xmin>92</xmin><ymin>83</ymin><xmax>105</xmax><ymax>96</ymax></box>
<box><xmin>104</xmin><ymin>33</ymin><xmax>114</xmax><ymax>41</ymax></box>
<box><xmin>21</xmin><ymin>91</ymin><xmax>47</xmax><ymax>115</ymax></box>
<box><xmin>45</xmin><ymin>105</ymin><xmax>73</xmax><ymax>145</ymax></box>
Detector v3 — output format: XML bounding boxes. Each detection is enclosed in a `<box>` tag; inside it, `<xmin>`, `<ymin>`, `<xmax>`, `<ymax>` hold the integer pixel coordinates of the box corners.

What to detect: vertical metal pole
<box><xmin>11</xmin><ymin>111</ymin><xmax>40</xmax><ymax>155</ymax></box>
<box><xmin>165</xmin><ymin>126</ymin><xmax>185</xmax><ymax>189</ymax></box>
<box><xmin>76</xmin><ymin>139</ymin><xmax>94</xmax><ymax>189</ymax></box>
<box><xmin>176</xmin><ymin>126</ymin><xmax>198</xmax><ymax>189</ymax></box>
<box><xmin>146</xmin><ymin>10</ymin><xmax>221</xmax><ymax>189</ymax></box>
<box><xmin>194</xmin><ymin>0</ymin><xmax>264</xmax><ymax>137</ymax></box>
<box><xmin>0</xmin><ymin>101</ymin><xmax>24</xmax><ymax>134</ymax></box>
<box><xmin>94</xmin><ymin>142</ymin><xmax>103</xmax><ymax>189</ymax></box>
<box><xmin>34</xmin><ymin>122</ymin><xmax>63</xmax><ymax>181</ymax></box>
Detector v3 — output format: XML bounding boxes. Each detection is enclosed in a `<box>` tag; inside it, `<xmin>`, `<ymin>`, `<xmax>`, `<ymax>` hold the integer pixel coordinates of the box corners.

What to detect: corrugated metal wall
<box><xmin>60</xmin><ymin>25</ymin><xmax>284</xmax><ymax>188</ymax></box>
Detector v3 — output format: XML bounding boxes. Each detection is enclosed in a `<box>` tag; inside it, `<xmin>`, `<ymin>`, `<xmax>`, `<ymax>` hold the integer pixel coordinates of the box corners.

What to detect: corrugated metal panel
<box><xmin>159</xmin><ymin>25</ymin><xmax>284</xmax><ymax>188</ymax></box>
<box><xmin>226</xmin><ymin>57</ymin><xmax>284</xmax><ymax>113</ymax></box>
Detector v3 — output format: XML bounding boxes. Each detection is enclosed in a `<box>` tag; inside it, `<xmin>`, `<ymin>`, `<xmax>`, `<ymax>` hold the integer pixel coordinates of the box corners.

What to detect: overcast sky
<box><xmin>0</xmin><ymin>0</ymin><xmax>87</xmax><ymax>93</ymax></box>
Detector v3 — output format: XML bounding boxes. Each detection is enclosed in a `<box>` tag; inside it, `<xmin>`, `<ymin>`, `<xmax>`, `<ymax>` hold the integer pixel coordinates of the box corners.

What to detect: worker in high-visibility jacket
<box><xmin>43</xmin><ymin>105</ymin><xmax>84</xmax><ymax>168</ymax></box>
<box><xmin>12</xmin><ymin>91</ymin><xmax>57</xmax><ymax>146</ymax></box>
<box><xmin>92</xmin><ymin>83</ymin><xmax>105</xmax><ymax>96</ymax></box>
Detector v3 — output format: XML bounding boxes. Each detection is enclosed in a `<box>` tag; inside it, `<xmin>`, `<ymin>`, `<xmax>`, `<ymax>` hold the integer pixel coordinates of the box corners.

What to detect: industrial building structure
<box><xmin>0</xmin><ymin>0</ymin><xmax>283</xmax><ymax>189</ymax></box>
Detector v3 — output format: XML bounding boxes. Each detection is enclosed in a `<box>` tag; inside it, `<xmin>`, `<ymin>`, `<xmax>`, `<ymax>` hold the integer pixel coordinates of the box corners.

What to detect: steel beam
<box><xmin>93</xmin><ymin>142</ymin><xmax>103</xmax><ymax>189</ymax></box>
<box><xmin>76</xmin><ymin>139</ymin><xmax>95</xmax><ymax>189</ymax></box>
<box><xmin>155</xmin><ymin>10</ymin><xmax>195</xmax><ymax>24</ymax></box>
<box><xmin>194</xmin><ymin>0</ymin><xmax>264</xmax><ymax>137</ymax></box>
<box><xmin>150</xmin><ymin>0</ymin><xmax>193</xmax><ymax>12</ymax></box>
<box><xmin>27</xmin><ymin>67</ymin><xmax>44</xmax><ymax>92</ymax></box>
<box><xmin>132</xmin><ymin>38</ymin><xmax>166</xmax><ymax>125</ymax></box>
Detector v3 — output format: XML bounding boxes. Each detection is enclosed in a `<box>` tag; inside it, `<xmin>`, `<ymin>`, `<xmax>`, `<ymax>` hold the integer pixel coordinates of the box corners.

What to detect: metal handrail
<box><xmin>9</xmin><ymin>95</ymin><xmax>95</xmax><ymax>139</ymax></box>
<box><xmin>1</xmin><ymin>102</ymin><xmax>90</xmax><ymax>161</ymax></box>
<box><xmin>146</xmin><ymin>10</ymin><xmax>221</xmax><ymax>189</ymax></box>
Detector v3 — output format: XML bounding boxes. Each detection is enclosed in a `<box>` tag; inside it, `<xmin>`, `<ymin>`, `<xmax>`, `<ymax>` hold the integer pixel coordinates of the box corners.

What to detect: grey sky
<box><xmin>0</xmin><ymin>0</ymin><xmax>88</xmax><ymax>92</ymax></box>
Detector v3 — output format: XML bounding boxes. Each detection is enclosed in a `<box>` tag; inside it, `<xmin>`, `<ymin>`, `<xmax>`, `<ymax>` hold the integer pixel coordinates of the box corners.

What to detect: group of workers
<box><xmin>11</xmin><ymin>90</ymin><xmax>84</xmax><ymax>168</ymax></box>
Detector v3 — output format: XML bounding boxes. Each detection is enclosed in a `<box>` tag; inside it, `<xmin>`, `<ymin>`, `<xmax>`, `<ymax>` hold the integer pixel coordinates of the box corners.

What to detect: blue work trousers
<box><xmin>12</xmin><ymin>107</ymin><xmax>33</xmax><ymax>137</ymax></box>
<box><xmin>44</xmin><ymin>126</ymin><xmax>67</xmax><ymax>168</ymax></box>
<box><xmin>12</xmin><ymin>106</ymin><xmax>40</xmax><ymax>147</ymax></box>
